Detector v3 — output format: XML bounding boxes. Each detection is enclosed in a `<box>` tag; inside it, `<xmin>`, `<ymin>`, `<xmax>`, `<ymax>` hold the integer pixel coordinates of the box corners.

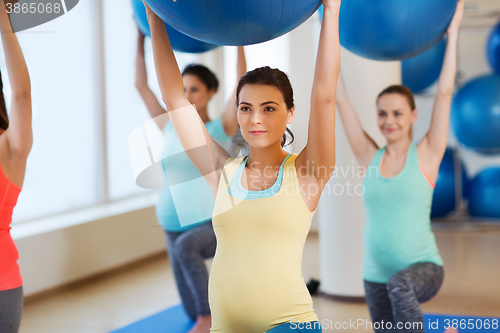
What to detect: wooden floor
<box><xmin>20</xmin><ymin>225</ymin><xmax>500</xmax><ymax>333</ymax></box>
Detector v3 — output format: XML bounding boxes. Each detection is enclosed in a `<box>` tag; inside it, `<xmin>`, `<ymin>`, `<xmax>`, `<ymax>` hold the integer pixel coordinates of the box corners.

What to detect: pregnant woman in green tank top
<box><xmin>335</xmin><ymin>2</ymin><xmax>464</xmax><ymax>333</ymax></box>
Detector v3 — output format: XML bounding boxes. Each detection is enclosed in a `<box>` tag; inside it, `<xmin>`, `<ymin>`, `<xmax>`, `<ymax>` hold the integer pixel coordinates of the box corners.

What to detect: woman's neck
<box><xmin>197</xmin><ymin>106</ymin><xmax>210</xmax><ymax>123</ymax></box>
<box><xmin>246</xmin><ymin>144</ymin><xmax>289</xmax><ymax>172</ymax></box>
<box><xmin>385</xmin><ymin>136</ymin><xmax>412</xmax><ymax>156</ymax></box>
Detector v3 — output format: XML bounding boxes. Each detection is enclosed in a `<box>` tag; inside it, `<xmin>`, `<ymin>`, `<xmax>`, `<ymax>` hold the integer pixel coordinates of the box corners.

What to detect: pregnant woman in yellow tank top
<box><xmin>144</xmin><ymin>0</ymin><xmax>341</xmax><ymax>331</ymax></box>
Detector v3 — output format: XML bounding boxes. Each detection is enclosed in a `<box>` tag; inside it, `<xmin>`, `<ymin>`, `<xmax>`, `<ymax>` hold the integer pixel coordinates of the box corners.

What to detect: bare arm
<box><xmin>145</xmin><ymin>4</ymin><xmax>229</xmax><ymax>195</ymax></box>
<box><xmin>297</xmin><ymin>0</ymin><xmax>341</xmax><ymax>183</ymax></box>
<box><xmin>135</xmin><ymin>28</ymin><xmax>168</xmax><ymax>130</ymax></box>
<box><xmin>0</xmin><ymin>0</ymin><xmax>32</xmax><ymax>158</ymax></box>
<box><xmin>336</xmin><ymin>72</ymin><xmax>378</xmax><ymax>167</ymax></box>
<box><xmin>220</xmin><ymin>46</ymin><xmax>246</xmax><ymax>137</ymax></box>
<box><xmin>418</xmin><ymin>0</ymin><xmax>464</xmax><ymax>179</ymax></box>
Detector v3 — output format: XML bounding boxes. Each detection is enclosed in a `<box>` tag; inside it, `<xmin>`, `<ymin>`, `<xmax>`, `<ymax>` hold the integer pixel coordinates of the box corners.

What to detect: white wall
<box><xmin>13</xmin><ymin>201</ymin><xmax>165</xmax><ymax>297</ymax></box>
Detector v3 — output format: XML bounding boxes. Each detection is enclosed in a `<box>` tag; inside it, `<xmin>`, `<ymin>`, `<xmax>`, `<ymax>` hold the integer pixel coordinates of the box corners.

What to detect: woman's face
<box><xmin>237</xmin><ymin>84</ymin><xmax>294</xmax><ymax>149</ymax></box>
<box><xmin>377</xmin><ymin>93</ymin><xmax>417</xmax><ymax>143</ymax></box>
<box><xmin>183</xmin><ymin>74</ymin><xmax>215</xmax><ymax>110</ymax></box>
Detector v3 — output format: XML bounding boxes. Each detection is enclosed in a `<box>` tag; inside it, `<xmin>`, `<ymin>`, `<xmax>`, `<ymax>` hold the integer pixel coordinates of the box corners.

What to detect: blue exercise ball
<box><xmin>487</xmin><ymin>21</ymin><xmax>500</xmax><ymax>74</ymax></box>
<box><xmin>131</xmin><ymin>0</ymin><xmax>218</xmax><ymax>53</ymax></box>
<box><xmin>451</xmin><ymin>75</ymin><xmax>500</xmax><ymax>154</ymax></box>
<box><xmin>142</xmin><ymin>0</ymin><xmax>321</xmax><ymax>46</ymax></box>
<box><xmin>462</xmin><ymin>165</ymin><xmax>470</xmax><ymax>200</ymax></box>
<box><xmin>319</xmin><ymin>1</ymin><xmax>457</xmax><ymax>61</ymax></box>
<box><xmin>403</xmin><ymin>37</ymin><xmax>447</xmax><ymax>93</ymax></box>
<box><xmin>431</xmin><ymin>147</ymin><xmax>469</xmax><ymax>218</ymax></box>
<box><xmin>431</xmin><ymin>148</ymin><xmax>457</xmax><ymax>218</ymax></box>
<box><xmin>468</xmin><ymin>167</ymin><xmax>500</xmax><ymax>219</ymax></box>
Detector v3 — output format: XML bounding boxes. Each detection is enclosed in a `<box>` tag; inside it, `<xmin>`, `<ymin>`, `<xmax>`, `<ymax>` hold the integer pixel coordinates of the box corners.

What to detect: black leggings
<box><xmin>364</xmin><ymin>263</ymin><xmax>444</xmax><ymax>333</ymax></box>
<box><xmin>165</xmin><ymin>222</ymin><xmax>216</xmax><ymax>321</ymax></box>
<box><xmin>0</xmin><ymin>286</ymin><xmax>23</xmax><ymax>333</ymax></box>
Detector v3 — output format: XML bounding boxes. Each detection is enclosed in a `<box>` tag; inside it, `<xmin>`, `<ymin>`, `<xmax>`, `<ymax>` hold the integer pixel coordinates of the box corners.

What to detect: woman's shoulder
<box><xmin>222</xmin><ymin>155</ymin><xmax>246</xmax><ymax>170</ymax></box>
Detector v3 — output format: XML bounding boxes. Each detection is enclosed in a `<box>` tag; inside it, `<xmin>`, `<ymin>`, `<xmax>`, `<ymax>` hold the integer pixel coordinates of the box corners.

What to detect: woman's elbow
<box><xmin>12</xmin><ymin>88</ymin><xmax>31</xmax><ymax>101</ymax></box>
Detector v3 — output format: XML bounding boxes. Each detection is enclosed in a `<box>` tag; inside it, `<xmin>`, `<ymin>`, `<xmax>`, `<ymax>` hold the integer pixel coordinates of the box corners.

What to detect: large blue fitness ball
<box><xmin>451</xmin><ymin>75</ymin><xmax>500</xmax><ymax>154</ymax></box>
<box><xmin>142</xmin><ymin>0</ymin><xmax>322</xmax><ymax>46</ymax></box>
<box><xmin>131</xmin><ymin>0</ymin><xmax>218</xmax><ymax>53</ymax></box>
<box><xmin>468</xmin><ymin>167</ymin><xmax>500</xmax><ymax>219</ymax></box>
<box><xmin>431</xmin><ymin>147</ymin><xmax>468</xmax><ymax>218</ymax></box>
<box><xmin>431</xmin><ymin>148</ymin><xmax>456</xmax><ymax>218</ymax></box>
<box><xmin>487</xmin><ymin>21</ymin><xmax>500</xmax><ymax>74</ymax></box>
<box><xmin>320</xmin><ymin>0</ymin><xmax>457</xmax><ymax>61</ymax></box>
<box><xmin>403</xmin><ymin>37</ymin><xmax>446</xmax><ymax>93</ymax></box>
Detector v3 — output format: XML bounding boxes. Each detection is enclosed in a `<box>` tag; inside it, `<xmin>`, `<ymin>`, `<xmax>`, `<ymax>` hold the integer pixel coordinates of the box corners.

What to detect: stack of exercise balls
<box><xmin>318</xmin><ymin>1</ymin><xmax>453</xmax><ymax>91</ymax></box>
<box><xmin>451</xmin><ymin>75</ymin><xmax>500</xmax><ymax>153</ymax></box>
<box><xmin>320</xmin><ymin>0</ymin><xmax>457</xmax><ymax>61</ymax></box>
<box><xmin>447</xmin><ymin>19</ymin><xmax>500</xmax><ymax>219</ymax></box>
<box><xmin>468</xmin><ymin>163</ymin><xmax>500</xmax><ymax>219</ymax></box>
<box><xmin>468</xmin><ymin>168</ymin><xmax>500</xmax><ymax>218</ymax></box>
<box><xmin>131</xmin><ymin>0</ymin><xmax>219</xmax><ymax>53</ymax></box>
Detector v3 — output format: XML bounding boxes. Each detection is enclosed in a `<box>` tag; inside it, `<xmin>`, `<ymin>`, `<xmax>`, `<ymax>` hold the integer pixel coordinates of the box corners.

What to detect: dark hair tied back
<box><xmin>0</xmin><ymin>70</ymin><xmax>8</xmax><ymax>131</ymax></box>
<box><xmin>182</xmin><ymin>64</ymin><xmax>219</xmax><ymax>92</ymax></box>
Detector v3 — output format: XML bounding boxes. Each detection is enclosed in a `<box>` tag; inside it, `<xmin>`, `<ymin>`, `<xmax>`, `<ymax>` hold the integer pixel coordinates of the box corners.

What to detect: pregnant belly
<box><xmin>365</xmin><ymin>230</ymin><xmax>431</xmax><ymax>268</ymax></box>
<box><xmin>209</xmin><ymin>262</ymin><xmax>312</xmax><ymax>332</ymax></box>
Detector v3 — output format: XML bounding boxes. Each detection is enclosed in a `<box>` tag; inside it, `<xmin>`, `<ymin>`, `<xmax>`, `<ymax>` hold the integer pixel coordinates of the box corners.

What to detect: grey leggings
<box><xmin>165</xmin><ymin>221</ymin><xmax>216</xmax><ymax>321</ymax></box>
<box><xmin>0</xmin><ymin>286</ymin><xmax>23</xmax><ymax>333</ymax></box>
<box><xmin>364</xmin><ymin>263</ymin><xmax>444</xmax><ymax>333</ymax></box>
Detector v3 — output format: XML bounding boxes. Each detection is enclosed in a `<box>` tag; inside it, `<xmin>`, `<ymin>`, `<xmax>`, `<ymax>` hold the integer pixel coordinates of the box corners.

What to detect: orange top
<box><xmin>0</xmin><ymin>155</ymin><xmax>23</xmax><ymax>291</ymax></box>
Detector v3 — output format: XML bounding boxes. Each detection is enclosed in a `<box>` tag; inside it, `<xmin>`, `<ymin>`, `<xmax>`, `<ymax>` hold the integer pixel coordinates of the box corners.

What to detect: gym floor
<box><xmin>19</xmin><ymin>224</ymin><xmax>500</xmax><ymax>333</ymax></box>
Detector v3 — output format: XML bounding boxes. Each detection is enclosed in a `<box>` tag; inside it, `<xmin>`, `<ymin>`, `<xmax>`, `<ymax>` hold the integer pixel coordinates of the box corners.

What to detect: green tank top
<box><xmin>362</xmin><ymin>143</ymin><xmax>443</xmax><ymax>283</ymax></box>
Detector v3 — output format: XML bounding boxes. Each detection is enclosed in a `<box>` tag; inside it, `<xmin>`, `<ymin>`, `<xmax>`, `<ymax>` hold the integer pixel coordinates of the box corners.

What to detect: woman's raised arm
<box><xmin>0</xmin><ymin>0</ymin><xmax>32</xmax><ymax>158</ymax></box>
<box><xmin>220</xmin><ymin>46</ymin><xmax>246</xmax><ymax>137</ymax></box>
<box><xmin>135</xmin><ymin>28</ymin><xmax>168</xmax><ymax>130</ymax></box>
<box><xmin>297</xmin><ymin>0</ymin><xmax>341</xmax><ymax>182</ymax></box>
<box><xmin>336</xmin><ymin>72</ymin><xmax>379</xmax><ymax>168</ymax></box>
<box><xmin>145</xmin><ymin>4</ymin><xmax>229</xmax><ymax>193</ymax></box>
<box><xmin>418</xmin><ymin>0</ymin><xmax>464</xmax><ymax>179</ymax></box>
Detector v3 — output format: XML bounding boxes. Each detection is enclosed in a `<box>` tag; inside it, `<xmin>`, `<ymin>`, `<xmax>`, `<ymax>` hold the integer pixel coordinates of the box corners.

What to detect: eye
<box><xmin>378</xmin><ymin>112</ymin><xmax>386</xmax><ymax>117</ymax></box>
<box><xmin>192</xmin><ymin>88</ymin><xmax>198</xmax><ymax>93</ymax></box>
<box><xmin>264</xmin><ymin>106</ymin><xmax>275</xmax><ymax>112</ymax></box>
<box><xmin>395</xmin><ymin>112</ymin><xmax>402</xmax><ymax>117</ymax></box>
<box><xmin>240</xmin><ymin>106</ymin><xmax>250</xmax><ymax>112</ymax></box>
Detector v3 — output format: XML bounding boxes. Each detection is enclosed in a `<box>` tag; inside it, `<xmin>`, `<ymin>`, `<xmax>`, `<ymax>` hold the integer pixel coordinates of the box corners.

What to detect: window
<box><xmin>103</xmin><ymin>0</ymin><xmax>198</xmax><ymax>201</ymax></box>
<box><xmin>5</xmin><ymin>0</ymin><xmax>98</xmax><ymax>222</ymax></box>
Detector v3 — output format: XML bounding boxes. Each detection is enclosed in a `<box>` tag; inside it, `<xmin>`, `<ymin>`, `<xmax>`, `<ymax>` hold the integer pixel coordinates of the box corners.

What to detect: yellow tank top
<box><xmin>210</xmin><ymin>153</ymin><xmax>318</xmax><ymax>333</ymax></box>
